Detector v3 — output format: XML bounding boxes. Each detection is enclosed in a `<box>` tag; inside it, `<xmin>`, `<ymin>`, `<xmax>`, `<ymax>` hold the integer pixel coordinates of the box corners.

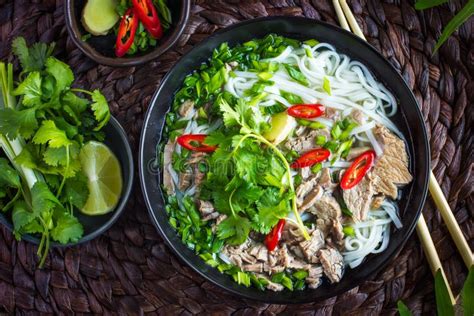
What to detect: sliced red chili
<box><xmin>340</xmin><ymin>150</ymin><xmax>375</xmax><ymax>190</ymax></box>
<box><xmin>290</xmin><ymin>148</ymin><xmax>330</xmax><ymax>168</ymax></box>
<box><xmin>115</xmin><ymin>8</ymin><xmax>138</xmax><ymax>57</ymax></box>
<box><xmin>287</xmin><ymin>104</ymin><xmax>325</xmax><ymax>119</ymax></box>
<box><xmin>265</xmin><ymin>219</ymin><xmax>286</xmax><ymax>251</ymax></box>
<box><xmin>177</xmin><ymin>134</ymin><xmax>217</xmax><ymax>152</ymax></box>
<box><xmin>132</xmin><ymin>0</ymin><xmax>163</xmax><ymax>39</ymax></box>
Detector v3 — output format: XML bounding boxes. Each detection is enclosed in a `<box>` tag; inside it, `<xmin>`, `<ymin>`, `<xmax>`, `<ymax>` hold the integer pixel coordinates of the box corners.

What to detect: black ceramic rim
<box><xmin>64</xmin><ymin>0</ymin><xmax>191</xmax><ymax>67</ymax></box>
<box><xmin>0</xmin><ymin>116</ymin><xmax>135</xmax><ymax>247</ymax></box>
<box><xmin>139</xmin><ymin>16</ymin><xmax>430</xmax><ymax>304</ymax></box>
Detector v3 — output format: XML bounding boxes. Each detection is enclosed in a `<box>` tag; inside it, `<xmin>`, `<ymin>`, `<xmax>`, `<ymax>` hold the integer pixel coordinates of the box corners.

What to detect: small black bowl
<box><xmin>139</xmin><ymin>17</ymin><xmax>430</xmax><ymax>303</ymax></box>
<box><xmin>0</xmin><ymin>116</ymin><xmax>134</xmax><ymax>246</ymax></box>
<box><xmin>64</xmin><ymin>0</ymin><xmax>191</xmax><ymax>67</ymax></box>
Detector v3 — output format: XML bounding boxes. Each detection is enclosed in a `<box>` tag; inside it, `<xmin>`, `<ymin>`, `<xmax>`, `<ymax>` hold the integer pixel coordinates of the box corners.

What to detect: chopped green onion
<box><xmin>343</xmin><ymin>226</ymin><xmax>355</xmax><ymax>237</ymax></box>
<box><xmin>257</xmin><ymin>72</ymin><xmax>273</xmax><ymax>81</ymax></box>
<box><xmin>331</xmin><ymin>124</ymin><xmax>342</xmax><ymax>140</ymax></box>
<box><xmin>315</xmin><ymin>135</ymin><xmax>327</xmax><ymax>146</ymax></box>
<box><xmin>323</xmin><ymin>76</ymin><xmax>332</xmax><ymax>95</ymax></box>
<box><xmin>311</xmin><ymin>162</ymin><xmax>322</xmax><ymax>174</ymax></box>
<box><xmin>304</xmin><ymin>39</ymin><xmax>319</xmax><ymax>47</ymax></box>
<box><xmin>293</xmin><ymin>269</ymin><xmax>309</xmax><ymax>280</ymax></box>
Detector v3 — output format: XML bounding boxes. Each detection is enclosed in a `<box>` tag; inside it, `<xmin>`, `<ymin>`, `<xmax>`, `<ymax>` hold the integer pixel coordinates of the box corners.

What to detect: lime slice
<box><xmin>79</xmin><ymin>141</ymin><xmax>122</xmax><ymax>216</ymax></box>
<box><xmin>264</xmin><ymin>112</ymin><xmax>297</xmax><ymax>144</ymax></box>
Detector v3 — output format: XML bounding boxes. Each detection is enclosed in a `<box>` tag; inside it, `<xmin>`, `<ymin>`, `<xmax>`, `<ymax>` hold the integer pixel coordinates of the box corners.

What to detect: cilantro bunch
<box><xmin>197</xmin><ymin>95</ymin><xmax>309</xmax><ymax>244</ymax></box>
<box><xmin>0</xmin><ymin>37</ymin><xmax>111</xmax><ymax>267</ymax></box>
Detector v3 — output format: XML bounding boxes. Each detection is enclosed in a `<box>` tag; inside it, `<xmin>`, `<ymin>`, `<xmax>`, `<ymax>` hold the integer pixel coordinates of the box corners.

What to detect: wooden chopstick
<box><xmin>337</xmin><ymin>0</ymin><xmax>473</xmax><ymax>269</ymax></box>
<box><xmin>332</xmin><ymin>0</ymin><xmax>350</xmax><ymax>31</ymax></box>
<box><xmin>334</xmin><ymin>0</ymin><xmax>473</xmax><ymax>305</ymax></box>
<box><xmin>416</xmin><ymin>213</ymin><xmax>456</xmax><ymax>304</ymax></box>
<box><xmin>339</xmin><ymin>0</ymin><xmax>366</xmax><ymax>40</ymax></box>
<box><xmin>429</xmin><ymin>171</ymin><xmax>473</xmax><ymax>268</ymax></box>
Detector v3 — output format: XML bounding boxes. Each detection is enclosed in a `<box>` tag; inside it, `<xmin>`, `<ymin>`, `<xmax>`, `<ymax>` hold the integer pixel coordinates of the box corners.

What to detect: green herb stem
<box><xmin>232</xmin><ymin>133</ymin><xmax>310</xmax><ymax>240</ymax></box>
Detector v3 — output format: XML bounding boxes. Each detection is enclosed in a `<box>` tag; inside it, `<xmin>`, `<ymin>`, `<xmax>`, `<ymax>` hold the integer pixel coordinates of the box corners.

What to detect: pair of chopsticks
<box><xmin>332</xmin><ymin>0</ymin><xmax>473</xmax><ymax>305</ymax></box>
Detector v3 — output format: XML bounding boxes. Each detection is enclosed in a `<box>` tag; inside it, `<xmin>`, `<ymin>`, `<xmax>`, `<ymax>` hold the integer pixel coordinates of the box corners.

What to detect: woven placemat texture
<box><xmin>0</xmin><ymin>0</ymin><xmax>473</xmax><ymax>314</ymax></box>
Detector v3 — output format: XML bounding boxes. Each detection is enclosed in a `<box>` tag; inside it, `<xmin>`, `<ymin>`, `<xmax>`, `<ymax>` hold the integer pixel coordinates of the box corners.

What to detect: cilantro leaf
<box><xmin>253</xmin><ymin>188</ymin><xmax>290</xmax><ymax>234</ymax></box>
<box><xmin>50</xmin><ymin>209</ymin><xmax>83</xmax><ymax>244</ymax></box>
<box><xmin>219</xmin><ymin>97</ymin><xmax>240</xmax><ymax>128</ymax></box>
<box><xmin>0</xmin><ymin>107</ymin><xmax>38</xmax><ymax>139</ymax></box>
<box><xmin>31</xmin><ymin>181</ymin><xmax>60</xmax><ymax>216</ymax></box>
<box><xmin>33</xmin><ymin>120</ymin><xmax>72</xmax><ymax>148</ymax></box>
<box><xmin>12</xmin><ymin>71</ymin><xmax>42</xmax><ymax>106</ymax></box>
<box><xmin>62</xmin><ymin>91</ymin><xmax>89</xmax><ymax>115</ymax></box>
<box><xmin>204</xmin><ymin>131</ymin><xmax>228</xmax><ymax>146</ymax></box>
<box><xmin>12</xmin><ymin>37</ymin><xmax>55</xmax><ymax>73</ymax></box>
<box><xmin>12</xmin><ymin>200</ymin><xmax>35</xmax><ymax>232</ymax></box>
<box><xmin>90</xmin><ymin>90</ymin><xmax>110</xmax><ymax>131</ymax></box>
<box><xmin>45</xmin><ymin>57</ymin><xmax>74</xmax><ymax>91</ymax></box>
<box><xmin>0</xmin><ymin>158</ymin><xmax>20</xmax><ymax>188</ymax></box>
<box><xmin>43</xmin><ymin>143</ymin><xmax>79</xmax><ymax>167</ymax></box>
<box><xmin>61</xmin><ymin>172</ymin><xmax>89</xmax><ymax>209</ymax></box>
<box><xmin>217</xmin><ymin>215</ymin><xmax>251</xmax><ymax>245</ymax></box>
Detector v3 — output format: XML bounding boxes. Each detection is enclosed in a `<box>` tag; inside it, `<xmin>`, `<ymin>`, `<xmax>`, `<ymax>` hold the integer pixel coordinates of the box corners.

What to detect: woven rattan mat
<box><xmin>0</xmin><ymin>0</ymin><xmax>473</xmax><ymax>314</ymax></box>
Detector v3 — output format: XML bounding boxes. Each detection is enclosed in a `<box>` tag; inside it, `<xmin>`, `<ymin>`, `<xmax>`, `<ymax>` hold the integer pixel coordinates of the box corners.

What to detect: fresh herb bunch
<box><xmin>0</xmin><ymin>37</ymin><xmax>111</xmax><ymax>267</ymax></box>
<box><xmin>164</xmin><ymin>35</ymin><xmax>322</xmax><ymax>290</ymax></box>
<box><xmin>115</xmin><ymin>0</ymin><xmax>172</xmax><ymax>55</ymax></box>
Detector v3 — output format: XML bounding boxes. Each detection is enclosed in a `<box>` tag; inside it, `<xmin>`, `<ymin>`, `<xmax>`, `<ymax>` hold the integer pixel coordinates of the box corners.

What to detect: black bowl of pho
<box><xmin>139</xmin><ymin>17</ymin><xmax>430</xmax><ymax>303</ymax></box>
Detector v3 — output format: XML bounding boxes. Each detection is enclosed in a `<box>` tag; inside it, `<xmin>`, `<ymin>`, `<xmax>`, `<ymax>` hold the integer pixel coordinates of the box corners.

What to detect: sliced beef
<box><xmin>371</xmin><ymin>195</ymin><xmax>385</xmax><ymax>210</ymax></box>
<box><xmin>324</xmin><ymin>108</ymin><xmax>340</xmax><ymax>120</ymax></box>
<box><xmin>350</xmin><ymin>109</ymin><xmax>364</xmax><ymax>124</ymax></box>
<box><xmin>179</xmin><ymin>100</ymin><xmax>195</xmax><ymax>117</ymax></box>
<box><xmin>318</xmin><ymin>168</ymin><xmax>336</xmax><ymax>191</ymax></box>
<box><xmin>343</xmin><ymin>176</ymin><xmax>376</xmax><ymax>221</ymax></box>
<box><xmin>306</xmin><ymin>265</ymin><xmax>324</xmax><ymax>289</ymax></box>
<box><xmin>163</xmin><ymin>140</ymin><xmax>176</xmax><ymax>194</ymax></box>
<box><xmin>371</xmin><ymin>125</ymin><xmax>412</xmax><ymax>198</ymax></box>
<box><xmin>296</xmin><ymin>175</ymin><xmax>319</xmax><ymax>207</ymax></box>
<box><xmin>300</xmin><ymin>185</ymin><xmax>323</xmax><ymax>212</ymax></box>
<box><xmin>248</xmin><ymin>244</ymin><xmax>268</xmax><ymax>262</ymax></box>
<box><xmin>310</xmin><ymin>195</ymin><xmax>343</xmax><ymax>241</ymax></box>
<box><xmin>211</xmin><ymin>214</ymin><xmax>227</xmax><ymax>233</ymax></box>
<box><xmin>178</xmin><ymin>169</ymin><xmax>193</xmax><ymax>191</ymax></box>
<box><xmin>298</xmin><ymin>229</ymin><xmax>325</xmax><ymax>263</ymax></box>
<box><xmin>285</xmin><ymin>128</ymin><xmax>330</xmax><ymax>153</ymax></box>
<box><xmin>242</xmin><ymin>263</ymin><xmax>264</xmax><ymax>273</ymax></box>
<box><xmin>318</xmin><ymin>247</ymin><xmax>344</xmax><ymax>283</ymax></box>
<box><xmin>197</xmin><ymin>200</ymin><xmax>219</xmax><ymax>221</ymax></box>
<box><xmin>346</xmin><ymin>146</ymin><xmax>371</xmax><ymax>161</ymax></box>
<box><xmin>266</xmin><ymin>280</ymin><xmax>284</xmax><ymax>292</ymax></box>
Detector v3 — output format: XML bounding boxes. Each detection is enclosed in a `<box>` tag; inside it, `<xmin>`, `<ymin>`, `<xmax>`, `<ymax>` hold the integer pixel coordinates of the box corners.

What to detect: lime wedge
<box><xmin>79</xmin><ymin>141</ymin><xmax>122</xmax><ymax>216</ymax></box>
<box><xmin>264</xmin><ymin>111</ymin><xmax>297</xmax><ymax>144</ymax></box>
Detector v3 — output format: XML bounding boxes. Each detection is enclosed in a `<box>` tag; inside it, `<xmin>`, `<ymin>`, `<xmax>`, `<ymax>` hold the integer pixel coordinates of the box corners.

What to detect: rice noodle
<box><xmin>342</xmin><ymin>203</ymin><xmax>399</xmax><ymax>268</ymax></box>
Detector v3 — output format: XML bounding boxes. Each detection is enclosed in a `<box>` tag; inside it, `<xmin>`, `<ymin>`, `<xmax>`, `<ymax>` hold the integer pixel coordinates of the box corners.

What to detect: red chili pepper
<box><xmin>287</xmin><ymin>104</ymin><xmax>325</xmax><ymax>119</ymax></box>
<box><xmin>290</xmin><ymin>148</ymin><xmax>330</xmax><ymax>168</ymax></box>
<box><xmin>177</xmin><ymin>134</ymin><xmax>217</xmax><ymax>152</ymax></box>
<box><xmin>132</xmin><ymin>0</ymin><xmax>163</xmax><ymax>39</ymax></box>
<box><xmin>340</xmin><ymin>150</ymin><xmax>375</xmax><ymax>190</ymax></box>
<box><xmin>265</xmin><ymin>219</ymin><xmax>286</xmax><ymax>251</ymax></box>
<box><xmin>115</xmin><ymin>8</ymin><xmax>138</xmax><ymax>57</ymax></box>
